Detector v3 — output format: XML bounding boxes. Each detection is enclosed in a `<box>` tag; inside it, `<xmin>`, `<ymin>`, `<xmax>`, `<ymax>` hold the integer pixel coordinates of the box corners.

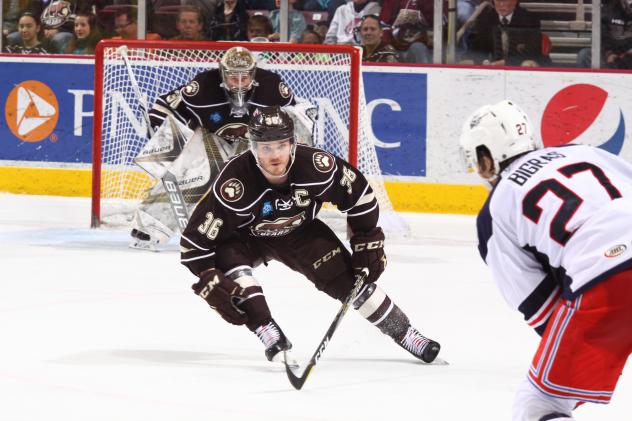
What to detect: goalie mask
<box><xmin>248</xmin><ymin>106</ymin><xmax>297</xmax><ymax>180</ymax></box>
<box><xmin>459</xmin><ymin>100</ymin><xmax>541</xmax><ymax>178</ymax></box>
<box><xmin>220</xmin><ymin>46</ymin><xmax>257</xmax><ymax>110</ymax></box>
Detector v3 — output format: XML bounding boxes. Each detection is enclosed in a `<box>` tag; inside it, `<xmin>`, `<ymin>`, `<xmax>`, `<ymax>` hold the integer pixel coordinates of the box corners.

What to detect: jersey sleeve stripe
<box><xmin>354</xmin><ymin>191</ymin><xmax>375</xmax><ymax>207</ymax></box>
<box><xmin>238</xmin><ymin>214</ymin><xmax>256</xmax><ymax>228</ymax></box>
<box><xmin>339</xmin><ymin>183</ymin><xmax>370</xmax><ymax>213</ymax></box>
<box><xmin>181</xmin><ymin>251</ymin><xmax>215</xmax><ymax>262</ymax></box>
<box><xmin>181</xmin><ymin>234</ymin><xmax>210</xmax><ymax>250</ymax></box>
<box><xmin>347</xmin><ymin>202</ymin><xmax>378</xmax><ymax>217</ymax></box>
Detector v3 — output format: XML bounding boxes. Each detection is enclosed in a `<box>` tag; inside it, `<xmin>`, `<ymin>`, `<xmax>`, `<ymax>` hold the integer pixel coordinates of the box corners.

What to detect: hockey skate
<box><xmin>254</xmin><ymin>320</ymin><xmax>298</xmax><ymax>367</ymax></box>
<box><xmin>398</xmin><ymin>326</ymin><xmax>441</xmax><ymax>363</ymax></box>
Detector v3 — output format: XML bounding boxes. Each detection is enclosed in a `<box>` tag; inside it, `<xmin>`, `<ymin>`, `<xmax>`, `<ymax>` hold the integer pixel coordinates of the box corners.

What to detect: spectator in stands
<box><xmin>247</xmin><ymin>13</ymin><xmax>274</xmax><ymax>40</ymax></box>
<box><xmin>313</xmin><ymin>21</ymin><xmax>329</xmax><ymax>40</ymax></box>
<box><xmin>184</xmin><ymin>0</ymin><xmax>223</xmax><ymax>34</ymax></box>
<box><xmin>63</xmin><ymin>11</ymin><xmax>103</xmax><ymax>54</ymax></box>
<box><xmin>378</xmin><ymin>0</ymin><xmax>446</xmax><ymax>63</ymax></box>
<box><xmin>268</xmin><ymin>0</ymin><xmax>307</xmax><ymax>43</ymax></box>
<box><xmin>299</xmin><ymin>29</ymin><xmax>323</xmax><ymax>43</ymax></box>
<box><xmin>110</xmin><ymin>7</ymin><xmax>161</xmax><ymax>40</ymax></box>
<box><xmin>577</xmin><ymin>0</ymin><xmax>632</xmax><ymax>69</ymax></box>
<box><xmin>172</xmin><ymin>5</ymin><xmax>208</xmax><ymax>40</ymax></box>
<box><xmin>40</xmin><ymin>1</ymin><xmax>75</xmax><ymax>53</ymax></box>
<box><xmin>463</xmin><ymin>0</ymin><xmax>547</xmax><ymax>66</ymax></box>
<box><xmin>209</xmin><ymin>0</ymin><xmax>249</xmax><ymax>41</ymax></box>
<box><xmin>2</xmin><ymin>0</ymin><xmax>31</xmax><ymax>41</ymax></box>
<box><xmin>359</xmin><ymin>14</ymin><xmax>398</xmax><ymax>62</ymax></box>
<box><xmin>457</xmin><ymin>0</ymin><xmax>480</xmax><ymax>27</ymax></box>
<box><xmin>244</xmin><ymin>0</ymin><xmax>276</xmax><ymax>11</ymax></box>
<box><xmin>2</xmin><ymin>12</ymin><xmax>50</xmax><ymax>54</ymax></box>
<box><xmin>298</xmin><ymin>0</ymin><xmax>347</xmax><ymax>27</ymax></box>
<box><xmin>325</xmin><ymin>0</ymin><xmax>380</xmax><ymax>45</ymax></box>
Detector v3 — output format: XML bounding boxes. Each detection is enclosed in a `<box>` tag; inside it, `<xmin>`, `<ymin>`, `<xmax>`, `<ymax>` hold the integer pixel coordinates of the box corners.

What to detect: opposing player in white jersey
<box><xmin>459</xmin><ymin>100</ymin><xmax>632</xmax><ymax>421</ymax></box>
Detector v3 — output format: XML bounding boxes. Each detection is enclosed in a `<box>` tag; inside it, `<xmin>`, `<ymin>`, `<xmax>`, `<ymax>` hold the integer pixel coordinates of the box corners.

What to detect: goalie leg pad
<box><xmin>129</xmin><ymin>208</ymin><xmax>175</xmax><ymax>250</ymax></box>
<box><xmin>225</xmin><ymin>265</ymin><xmax>273</xmax><ymax>331</ymax></box>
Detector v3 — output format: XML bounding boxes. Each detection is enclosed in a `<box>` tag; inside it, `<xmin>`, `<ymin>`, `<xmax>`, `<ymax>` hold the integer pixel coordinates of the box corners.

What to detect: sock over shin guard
<box><xmin>225</xmin><ymin>266</ymin><xmax>273</xmax><ymax>331</ymax></box>
<box><xmin>352</xmin><ymin>283</ymin><xmax>410</xmax><ymax>341</ymax></box>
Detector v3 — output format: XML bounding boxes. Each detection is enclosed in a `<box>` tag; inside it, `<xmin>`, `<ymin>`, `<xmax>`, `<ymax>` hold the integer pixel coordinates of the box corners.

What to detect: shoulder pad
<box><xmin>212</xmin><ymin>153</ymin><xmax>266</xmax><ymax>211</ymax></box>
<box><xmin>252</xmin><ymin>70</ymin><xmax>293</xmax><ymax>104</ymax></box>
<box><xmin>293</xmin><ymin>146</ymin><xmax>338</xmax><ymax>181</ymax></box>
<box><xmin>180</xmin><ymin>70</ymin><xmax>224</xmax><ymax>106</ymax></box>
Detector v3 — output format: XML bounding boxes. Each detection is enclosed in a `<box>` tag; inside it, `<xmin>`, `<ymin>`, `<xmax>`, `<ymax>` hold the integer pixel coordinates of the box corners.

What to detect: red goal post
<box><xmin>92</xmin><ymin>40</ymin><xmax>406</xmax><ymax>236</ymax></box>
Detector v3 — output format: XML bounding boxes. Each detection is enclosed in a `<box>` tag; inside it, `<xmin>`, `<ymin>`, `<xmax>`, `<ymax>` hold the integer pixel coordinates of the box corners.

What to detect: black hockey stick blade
<box><xmin>283</xmin><ymin>269</ymin><xmax>368</xmax><ymax>390</ymax></box>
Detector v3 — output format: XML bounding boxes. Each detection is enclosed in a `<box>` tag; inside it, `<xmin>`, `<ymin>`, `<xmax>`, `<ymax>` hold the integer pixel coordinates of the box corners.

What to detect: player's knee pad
<box><xmin>225</xmin><ymin>265</ymin><xmax>272</xmax><ymax>331</ymax></box>
<box><xmin>512</xmin><ymin>378</ymin><xmax>576</xmax><ymax>421</ymax></box>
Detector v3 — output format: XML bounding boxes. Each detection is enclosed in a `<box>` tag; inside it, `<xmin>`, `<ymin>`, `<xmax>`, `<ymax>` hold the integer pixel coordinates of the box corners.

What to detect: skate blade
<box><xmin>273</xmin><ymin>350</ymin><xmax>299</xmax><ymax>369</ymax></box>
<box><xmin>425</xmin><ymin>357</ymin><xmax>449</xmax><ymax>365</ymax></box>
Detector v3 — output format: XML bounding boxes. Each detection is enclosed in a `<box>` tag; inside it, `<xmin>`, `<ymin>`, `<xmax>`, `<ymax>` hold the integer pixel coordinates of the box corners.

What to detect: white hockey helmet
<box><xmin>459</xmin><ymin>100</ymin><xmax>541</xmax><ymax>176</ymax></box>
<box><xmin>220</xmin><ymin>46</ymin><xmax>257</xmax><ymax>109</ymax></box>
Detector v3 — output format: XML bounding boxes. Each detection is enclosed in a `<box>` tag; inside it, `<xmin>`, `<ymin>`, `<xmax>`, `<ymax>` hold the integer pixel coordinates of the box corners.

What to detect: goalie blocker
<box><xmin>182</xmin><ymin>106</ymin><xmax>441</xmax><ymax>366</ymax></box>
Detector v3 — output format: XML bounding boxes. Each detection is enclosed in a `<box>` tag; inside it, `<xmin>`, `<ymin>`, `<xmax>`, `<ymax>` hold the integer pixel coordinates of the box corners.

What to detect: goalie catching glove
<box><xmin>192</xmin><ymin>268</ymin><xmax>248</xmax><ymax>325</ymax></box>
<box><xmin>350</xmin><ymin>227</ymin><xmax>387</xmax><ymax>284</ymax></box>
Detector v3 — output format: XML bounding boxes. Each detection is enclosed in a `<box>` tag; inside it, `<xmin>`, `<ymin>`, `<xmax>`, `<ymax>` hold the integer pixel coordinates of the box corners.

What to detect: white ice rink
<box><xmin>0</xmin><ymin>193</ymin><xmax>629</xmax><ymax>421</ymax></box>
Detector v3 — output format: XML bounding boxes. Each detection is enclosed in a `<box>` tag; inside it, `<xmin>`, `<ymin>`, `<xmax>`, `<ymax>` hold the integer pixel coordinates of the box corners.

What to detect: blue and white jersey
<box><xmin>477</xmin><ymin>145</ymin><xmax>632</xmax><ymax>333</ymax></box>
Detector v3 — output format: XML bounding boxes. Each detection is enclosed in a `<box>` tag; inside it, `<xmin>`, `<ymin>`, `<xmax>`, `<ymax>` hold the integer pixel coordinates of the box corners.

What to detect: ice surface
<box><xmin>0</xmin><ymin>193</ymin><xmax>628</xmax><ymax>421</ymax></box>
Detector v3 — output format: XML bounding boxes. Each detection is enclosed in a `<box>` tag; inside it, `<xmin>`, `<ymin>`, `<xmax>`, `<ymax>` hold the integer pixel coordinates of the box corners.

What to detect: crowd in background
<box><xmin>1</xmin><ymin>0</ymin><xmax>631</xmax><ymax>69</ymax></box>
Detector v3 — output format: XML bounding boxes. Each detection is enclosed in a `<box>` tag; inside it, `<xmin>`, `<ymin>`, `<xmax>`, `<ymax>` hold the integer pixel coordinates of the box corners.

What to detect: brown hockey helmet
<box><xmin>248</xmin><ymin>106</ymin><xmax>295</xmax><ymax>143</ymax></box>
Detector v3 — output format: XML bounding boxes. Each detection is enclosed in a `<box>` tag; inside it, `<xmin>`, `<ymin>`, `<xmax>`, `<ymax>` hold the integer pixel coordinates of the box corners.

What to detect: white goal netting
<box><xmin>93</xmin><ymin>40</ymin><xmax>409</xmax><ymax>237</ymax></box>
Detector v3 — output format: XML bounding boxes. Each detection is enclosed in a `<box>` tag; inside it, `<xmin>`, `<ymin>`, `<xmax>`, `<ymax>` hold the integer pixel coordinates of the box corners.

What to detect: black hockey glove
<box><xmin>192</xmin><ymin>268</ymin><xmax>248</xmax><ymax>326</ymax></box>
<box><xmin>350</xmin><ymin>227</ymin><xmax>387</xmax><ymax>284</ymax></box>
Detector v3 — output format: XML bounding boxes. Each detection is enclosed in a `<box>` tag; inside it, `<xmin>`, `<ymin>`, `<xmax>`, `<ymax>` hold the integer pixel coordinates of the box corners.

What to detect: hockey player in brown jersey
<box><xmin>180</xmin><ymin>106</ymin><xmax>441</xmax><ymax>364</ymax></box>
<box><xmin>130</xmin><ymin>46</ymin><xmax>300</xmax><ymax>250</ymax></box>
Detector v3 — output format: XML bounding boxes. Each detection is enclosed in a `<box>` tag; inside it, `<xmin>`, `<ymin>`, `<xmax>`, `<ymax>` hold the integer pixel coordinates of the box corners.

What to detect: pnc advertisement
<box><xmin>1</xmin><ymin>58</ymin><xmax>630</xmax><ymax>183</ymax></box>
<box><xmin>0</xmin><ymin>58</ymin><xmax>427</xmax><ymax>176</ymax></box>
<box><xmin>1</xmin><ymin>59</ymin><xmax>94</xmax><ymax>163</ymax></box>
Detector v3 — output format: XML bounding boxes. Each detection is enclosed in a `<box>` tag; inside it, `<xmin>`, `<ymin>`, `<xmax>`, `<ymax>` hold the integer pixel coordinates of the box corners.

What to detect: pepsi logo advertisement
<box><xmin>540</xmin><ymin>83</ymin><xmax>625</xmax><ymax>155</ymax></box>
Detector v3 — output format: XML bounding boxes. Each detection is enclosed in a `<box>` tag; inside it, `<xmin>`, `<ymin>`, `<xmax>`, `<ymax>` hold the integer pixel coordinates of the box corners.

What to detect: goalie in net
<box><xmin>129</xmin><ymin>45</ymin><xmax>317</xmax><ymax>250</ymax></box>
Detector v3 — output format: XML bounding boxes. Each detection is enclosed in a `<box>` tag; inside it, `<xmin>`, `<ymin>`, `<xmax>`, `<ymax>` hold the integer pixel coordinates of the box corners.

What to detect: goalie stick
<box><xmin>283</xmin><ymin>268</ymin><xmax>368</xmax><ymax>390</ymax></box>
<box><xmin>118</xmin><ymin>45</ymin><xmax>190</xmax><ymax>231</ymax></box>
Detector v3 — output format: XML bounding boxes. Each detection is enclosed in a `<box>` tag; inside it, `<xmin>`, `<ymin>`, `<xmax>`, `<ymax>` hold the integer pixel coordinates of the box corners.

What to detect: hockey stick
<box><xmin>283</xmin><ymin>268</ymin><xmax>369</xmax><ymax>390</ymax></box>
<box><xmin>117</xmin><ymin>45</ymin><xmax>190</xmax><ymax>230</ymax></box>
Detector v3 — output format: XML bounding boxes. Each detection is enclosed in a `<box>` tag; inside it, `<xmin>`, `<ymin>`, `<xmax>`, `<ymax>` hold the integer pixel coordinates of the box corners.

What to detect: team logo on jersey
<box><xmin>220</xmin><ymin>178</ymin><xmax>244</xmax><ymax>202</ymax></box>
<box><xmin>251</xmin><ymin>211</ymin><xmax>306</xmax><ymax>237</ymax></box>
<box><xmin>275</xmin><ymin>198</ymin><xmax>294</xmax><ymax>211</ymax></box>
<box><xmin>5</xmin><ymin>80</ymin><xmax>59</xmax><ymax>142</ymax></box>
<box><xmin>279</xmin><ymin>82</ymin><xmax>291</xmax><ymax>99</ymax></box>
<box><xmin>604</xmin><ymin>244</ymin><xmax>627</xmax><ymax>258</ymax></box>
<box><xmin>210</xmin><ymin>112</ymin><xmax>222</xmax><ymax>123</ymax></box>
<box><xmin>165</xmin><ymin>92</ymin><xmax>182</xmax><ymax>108</ymax></box>
<box><xmin>261</xmin><ymin>201</ymin><xmax>273</xmax><ymax>217</ymax></box>
<box><xmin>182</xmin><ymin>81</ymin><xmax>199</xmax><ymax>97</ymax></box>
<box><xmin>313</xmin><ymin>151</ymin><xmax>335</xmax><ymax>173</ymax></box>
<box><xmin>216</xmin><ymin>123</ymin><xmax>249</xmax><ymax>143</ymax></box>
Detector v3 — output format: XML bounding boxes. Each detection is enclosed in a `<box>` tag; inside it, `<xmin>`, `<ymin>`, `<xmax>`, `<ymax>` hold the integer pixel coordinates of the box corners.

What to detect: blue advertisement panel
<box><xmin>0</xmin><ymin>59</ymin><xmax>427</xmax><ymax>177</ymax></box>
<box><xmin>1</xmin><ymin>59</ymin><xmax>94</xmax><ymax>163</ymax></box>
<box><xmin>363</xmin><ymin>71</ymin><xmax>427</xmax><ymax>177</ymax></box>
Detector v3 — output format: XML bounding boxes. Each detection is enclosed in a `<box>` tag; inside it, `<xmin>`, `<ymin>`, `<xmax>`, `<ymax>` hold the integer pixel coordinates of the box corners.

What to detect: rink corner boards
<box><xmin>0</xmin><ymin>165</ymin><xmax>488</xmax><ymax>215</ymax></box>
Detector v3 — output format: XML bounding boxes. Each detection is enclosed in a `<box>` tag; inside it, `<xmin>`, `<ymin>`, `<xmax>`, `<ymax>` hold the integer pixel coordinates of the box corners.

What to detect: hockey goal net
<box><xmin>92</xmin><ymin>40</ymin><xmax>408</xmax><ymax>236</ymax></box>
